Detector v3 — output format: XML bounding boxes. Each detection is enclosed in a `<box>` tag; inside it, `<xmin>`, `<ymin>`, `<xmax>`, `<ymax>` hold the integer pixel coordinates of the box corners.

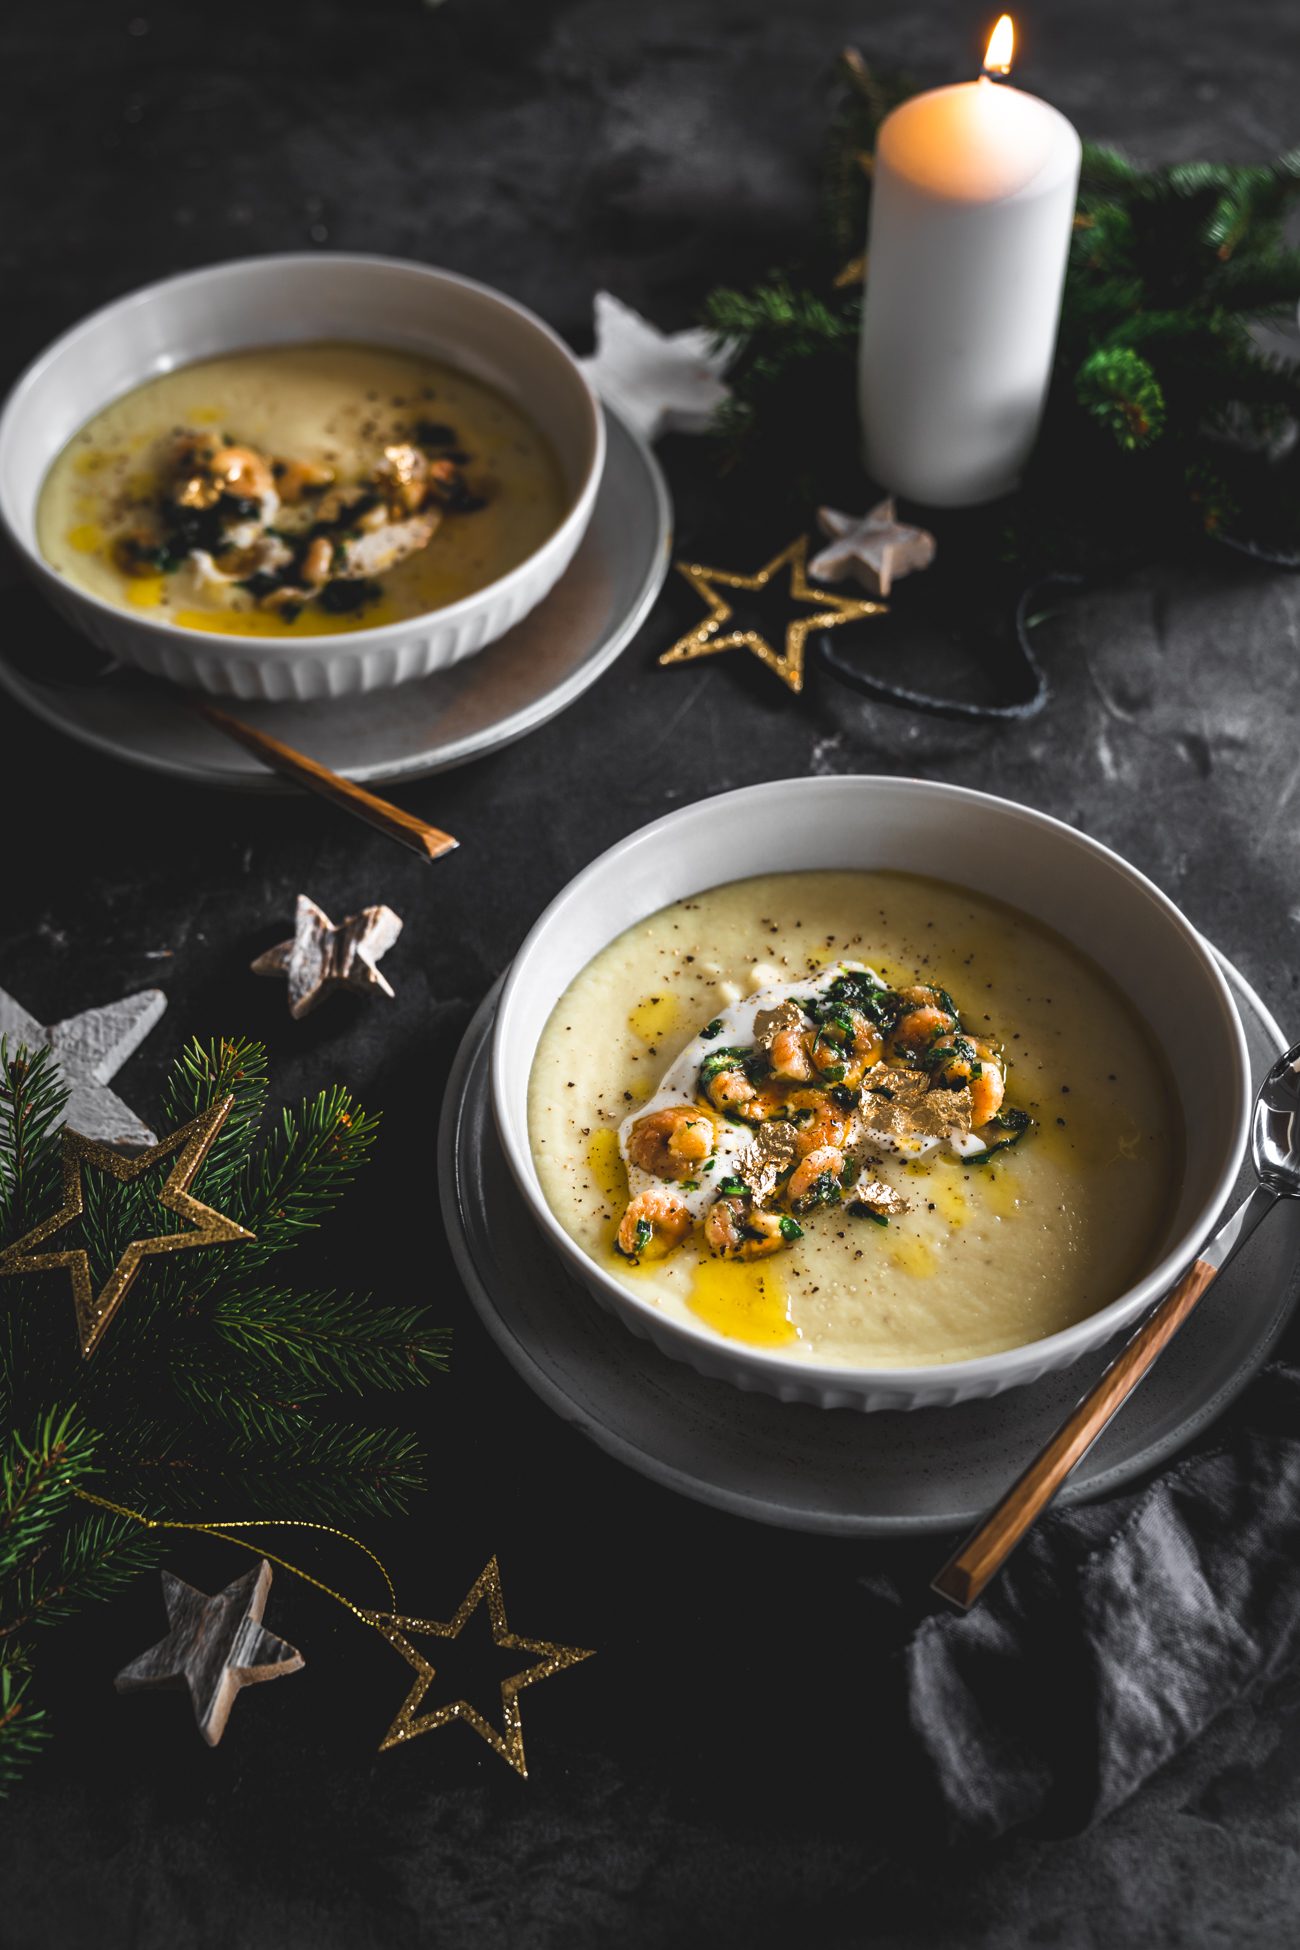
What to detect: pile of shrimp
<box><xmin>616</xmin><ymin>978</ymin><xmax>1017</xmax><ymax>1264</ymax></box>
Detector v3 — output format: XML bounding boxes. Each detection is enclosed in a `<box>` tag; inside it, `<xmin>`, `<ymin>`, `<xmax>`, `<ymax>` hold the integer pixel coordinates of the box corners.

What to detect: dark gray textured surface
<box><xmin>2</xmin><ymin>2</ymin><xmax>1299</xmax><ymax>1945</ymax></box>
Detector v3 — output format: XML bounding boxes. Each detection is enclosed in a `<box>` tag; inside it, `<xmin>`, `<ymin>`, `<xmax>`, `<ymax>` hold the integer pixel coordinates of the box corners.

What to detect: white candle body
<box><xmin>859</xmin><ymin>79</ymin><xmax>1081</xmax><ymax>508</ymax></box>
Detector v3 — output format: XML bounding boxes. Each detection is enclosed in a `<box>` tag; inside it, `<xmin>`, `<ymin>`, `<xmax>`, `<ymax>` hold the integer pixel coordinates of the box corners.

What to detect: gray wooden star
<box><xmin>251</xmin><ymin>895</ymin><xmax>403</xmax><ymax>1019</ymax></box>
<box><xmin>0</xmin><ymin>984</ymin><xmax>166</xmax><ymax>1145</ymax></box>
<box><xmin>115</xmin><ymin>1559</ymin><xmax>304</xmax><ymax>1746</ymax></box>
<box><xmin>809</xmin><ymin>499</ymin><xmax>936</xmax><ymax>598</ymax></box>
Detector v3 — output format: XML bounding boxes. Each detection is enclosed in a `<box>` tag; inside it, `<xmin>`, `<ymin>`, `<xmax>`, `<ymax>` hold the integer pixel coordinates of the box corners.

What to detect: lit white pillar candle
<box><xmin>858</xmin><ymin>16</ymin><xmax>1081</xmax><ymax>508</ymax></box>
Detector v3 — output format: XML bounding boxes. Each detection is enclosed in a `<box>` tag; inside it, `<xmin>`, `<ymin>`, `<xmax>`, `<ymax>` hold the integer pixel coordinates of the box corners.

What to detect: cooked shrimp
<box><xmin>891</xmin><ymin>985</ymin><xmax>959</xmax><ymax>1054</ymax></box>
<box><xmin>616</xmin><ymin>1188</ymin><xmax>691</xmax><ymax>1259</ymax></box>
<box><xmin>768</xmin><ymin>1025</ymin><xmax>814</xmax><ymax>1082</ymax></box>
<box><xmin>811</xmin><ymin>1006</ymin><xmax>883</xmax><ymax>1086</ymax></box>
<box><xmin>703</xmin><ymin>1196</ymin><xmax>787</xmax><ymax>1260</ymax></box>
<box><xmin>210</xmin><ymin>444</ymin><xmax>277</xmax><ymax>504</ymax></box>
<box><xmin>780</xmin><ymin>1089</ymin><xmax>852</xmax><ymax>1158</ymax></box>
<box><xmin>928</xmin><ymin>1034</ymin><xmax>1006</xmax><ymax>1125</ymax></box>
<box><xmin>625</xmin><ymin>1106</ymin><xmax>715</xmax><ymax>1179</ymax></box>
<box><xmin>274</xmin><ymin>456</ymin><xmax>336</xmax><ymax>503</ymax></box>
<box><xmin>703</xmin><ymin>1063</ymin><xmax>759</xmax><ymax>1118</ymax></box>
<box><xmin>787</xmin><ymin>1145</ymin><xmax>845</xmax><ymax>1207</ymax></box>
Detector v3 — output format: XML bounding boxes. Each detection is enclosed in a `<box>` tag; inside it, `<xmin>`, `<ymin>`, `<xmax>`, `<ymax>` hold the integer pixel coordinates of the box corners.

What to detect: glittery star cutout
<box><xmin>809</xmin><ymin>499</ymin><xmax>936</xmax><ymax>598</ymax></box>
<box><xmin>0</xmin><ymin>984</ymin><xmax>166</xmax><ymax>1145</ymax></box>
<box><xmin>251</xmin><ymin>895</ymin><xmax>403</xmax><ymax>1019</ymax></box>
<box><xmin>658</xmin><ymin>536</ymin><xmax>886</xmax><ymax>694</ymax></box>
<box><xmin>365</xmin><ymin>1557</ymin><xmax>593</xmax><ymax>1777</ymax></box>
<box><xmin>579</xmin><ymin>291</ymin><xmax>733</xmax><ymax>441</ymax></box>
<box><xmin>115</xmin><ymin>1560</ymin><xmax>304</xmax><ymax>1746</ymax></box>
<box><xmin>0</xmin><ymin>1097</ymin><xmax>254</xmax><ymax>1356</ymax></box>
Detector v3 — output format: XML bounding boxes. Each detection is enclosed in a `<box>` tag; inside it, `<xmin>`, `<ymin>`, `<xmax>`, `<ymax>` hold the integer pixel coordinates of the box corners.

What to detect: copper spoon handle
<box><xmin>931</xmin><ymin>1257</ymin><xmax>1222</xmax><ymax>1611</ymax></box>
<box><xmin>191</xmin><ymin>698</ymin><xmax>458</xmax><ymax>863</ymax></box>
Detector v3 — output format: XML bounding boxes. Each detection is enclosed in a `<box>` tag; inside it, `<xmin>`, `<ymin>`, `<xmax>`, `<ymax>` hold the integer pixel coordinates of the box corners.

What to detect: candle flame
<box><xmin>983</xmin><ymin>14</ymin><xmax>1015</xmax><ymax>77</ymax></box>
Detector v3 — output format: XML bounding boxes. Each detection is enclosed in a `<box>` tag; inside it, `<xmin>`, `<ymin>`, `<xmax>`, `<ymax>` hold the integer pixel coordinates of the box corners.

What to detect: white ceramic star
<box><xmin>579</xmin><ymin>292</ymin><xmax>733</xmax><ymax>442</ymax></box>
<box><xmin>0</xmin><ymin>985</ymin><xmax>166</xmax><ymax>1146</ymax></box>
<box><xmin>809</xmin><ymin>500</ymin><xmax>936</xmax><ymax>598</ymax></box>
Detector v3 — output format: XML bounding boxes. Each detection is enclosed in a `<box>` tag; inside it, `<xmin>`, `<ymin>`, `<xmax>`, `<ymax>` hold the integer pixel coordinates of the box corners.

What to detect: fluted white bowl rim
<box><xmin>0</xmin><ymin>251</ymin><xmax>604</xmax><ymax>665</ymax></box>
<box><xmin>491</xmin><ymin>776</ymin><xmax>1251</xmax><ymax>1408</ymax></box>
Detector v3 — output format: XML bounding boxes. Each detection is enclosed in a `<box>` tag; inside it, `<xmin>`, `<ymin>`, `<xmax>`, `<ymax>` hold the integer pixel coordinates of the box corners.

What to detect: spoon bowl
<box><xmin>1253</xmin><ymin>1043</ymin><xmax>1300</xmax><ymax>1198</ymax></box>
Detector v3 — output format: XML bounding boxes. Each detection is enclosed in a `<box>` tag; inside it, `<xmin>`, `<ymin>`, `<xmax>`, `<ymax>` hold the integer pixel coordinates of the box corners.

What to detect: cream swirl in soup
<box><xmin>527</xmin><ymin>871</ymin><xmax>1181</xmax><ymax>1367</ymax></box>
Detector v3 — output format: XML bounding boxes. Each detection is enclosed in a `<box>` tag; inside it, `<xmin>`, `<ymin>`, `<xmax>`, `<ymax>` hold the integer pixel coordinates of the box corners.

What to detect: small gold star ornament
<box><xmin>659</xmin><ymin>535</ymin><xmax>885</xmax><ymax>694</ymax></box>
<box><xmin>0</xmin><ymin>1098</ymin><xmax>254</xmax><ymax>1356</ymax></box>
<box><xmin>364</xmin><ymin>1556</ymin><xmax>593</xmax><ymax>1777</ymax></box>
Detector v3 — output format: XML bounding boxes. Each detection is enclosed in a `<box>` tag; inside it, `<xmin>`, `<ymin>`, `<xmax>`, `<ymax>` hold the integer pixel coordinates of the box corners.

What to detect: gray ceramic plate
<box><xmin>439</xmin><ymin>956</ymin><xmax>1300</xmax><ymax>1535</ymax></box>
<box><xmin>0</xmin><ymin>406</ymin><xmax>670</xmax><ymax>791</ymax></box>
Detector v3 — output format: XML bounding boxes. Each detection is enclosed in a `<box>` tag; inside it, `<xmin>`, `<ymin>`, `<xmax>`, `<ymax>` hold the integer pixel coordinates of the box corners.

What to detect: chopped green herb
<box><xmin>700</xmin><ymin>1018</ymin><xmax>724</xmax><ymax>1040</ymax></box>
<box><xmin>717</xmin><ymin>1176</ymin><xmax>748</xmax><ymax>1198</ymax></box>
<box><xmin>778</xmin><ymin>1215</ymin><xmax>804</xmax><ymax>1241</ymax></box>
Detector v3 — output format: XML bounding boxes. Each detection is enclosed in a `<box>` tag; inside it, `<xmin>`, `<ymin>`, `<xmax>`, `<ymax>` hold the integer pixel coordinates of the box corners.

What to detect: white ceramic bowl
<box><xmin>0</xmin><ymin>254</ymin><xmax>605</xmax><ymax>701</ymax></box>
<box><xmin>492</xmin><ymin>776</ymin><xmax>1251</xmax><ymax>1412</ymax></box>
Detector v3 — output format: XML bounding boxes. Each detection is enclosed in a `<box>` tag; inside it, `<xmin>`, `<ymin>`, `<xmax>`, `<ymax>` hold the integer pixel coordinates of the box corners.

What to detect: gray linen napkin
<box><xmin>904</xmin><ymin>1360</ymin><xmax>1300</xmax><ymax>1838</ymax></box>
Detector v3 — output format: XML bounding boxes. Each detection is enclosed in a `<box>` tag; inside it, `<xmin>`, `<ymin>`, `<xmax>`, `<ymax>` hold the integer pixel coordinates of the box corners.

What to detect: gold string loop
<box><xmin>72</xmin><ymin>1487</ymin><xmax>397</xmax><ymax>1619</ymax></box>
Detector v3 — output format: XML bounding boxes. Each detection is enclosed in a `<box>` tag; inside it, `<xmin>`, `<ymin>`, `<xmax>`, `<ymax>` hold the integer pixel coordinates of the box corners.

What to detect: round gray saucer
<box><xmin>439</xmin><ymin>956</ymin><xmax>1300</xmax><ymax>1536</ymax></box>
<box><xmin>0</xmin><ymin>406</ymin><xmax>670</xmax><ymax>792</ymax></box>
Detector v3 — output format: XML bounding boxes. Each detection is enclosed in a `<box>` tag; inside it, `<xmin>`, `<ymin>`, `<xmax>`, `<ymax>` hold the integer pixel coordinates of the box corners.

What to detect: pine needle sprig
<box><xmin>208</xmin><ymin>1287</ymin><xmax>449</xmax><ymax>1397</ymax></box>
<box><xmin>0</xmin><ymin>1409</ymin><xmax>89</xmax><ymax>1587</ymax></box>
<box><xmin>0</xmin><ymin>1044</ymin><xmax>67</xmax><ymax>1244</ymax></box>
<box><xmin>0</xmin><ymin>1033</ymin><xmax>448</xmax><ymax>1791</ymax></box>
<box><xmin>108</xmin><ymin>1409</ymin><xmax>430</xmax><ymax>1521</ymax></box>
<box><xmin>233</xmin><ymin>1087</ymin><xmax>381</xmax><ymax>1266</ymax></box>
<box><xmin>0</xmin><ymin>1657</ymin><xmax>46</xmax><ymax>1793</ymax></box>
<box><xmin>1</xmin><ymin>1511</ymin><xmax>160</xmax><ymax>1639</ymax></box>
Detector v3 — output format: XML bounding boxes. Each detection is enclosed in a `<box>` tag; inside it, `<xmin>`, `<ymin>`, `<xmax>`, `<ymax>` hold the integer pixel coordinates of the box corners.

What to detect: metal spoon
<box><xmin>932</xmin><ymin>1038</ymin><xmax>1300</xmax><ymax>1610</ymax></box>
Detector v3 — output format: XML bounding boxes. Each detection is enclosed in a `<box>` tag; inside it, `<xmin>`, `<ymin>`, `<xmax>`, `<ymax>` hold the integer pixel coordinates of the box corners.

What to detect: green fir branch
<box><xmin>108</xmin><ymin>1410</ymin><xmax>430</xmax><ymax>1521</ymax></box>
<box><xmin>208</xmin><ymin>1287</ymin><xmax>449</xmax><ymax>1396</ymax></box>
<box><xmin>0</xmin><ymin>1656</ymin><xmax>47</xmax><ymax>1794</ymax></box>
<box><xmin>0</xmin><ymin>1043</ymin><xmax>68</xmax><ymax>1244</ymax></box>
<box><xmin>0</xmin><ymin>1410</ymin><xmax>92</xmax><ymax>1585</ymax></box>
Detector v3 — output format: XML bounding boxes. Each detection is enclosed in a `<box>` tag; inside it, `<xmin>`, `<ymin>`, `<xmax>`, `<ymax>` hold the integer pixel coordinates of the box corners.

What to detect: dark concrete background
<box><xmin>1</xmin><ymin>2</ymin><xmax>1299</xmax><ymax>1945</ymax></box>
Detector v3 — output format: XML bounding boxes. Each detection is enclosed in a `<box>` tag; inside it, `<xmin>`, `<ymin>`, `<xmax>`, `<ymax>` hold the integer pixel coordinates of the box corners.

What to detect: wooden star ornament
<box><xmin>251</xmin><ymin>895</ymin><xmax>403</xmax><ymax>1019</ymax></box>
<box><xmin>363</xmin><ymin>1557</ymin><xmax>593</xmax><ymax>1778</ymax></box>
<box><xmin>115</xmin><ymin>1560</ymin><xmax>304</xmax><ymax>1746</ymax></box>
<box><xmin>809</xmin><ymin>499</ymin><xmax>936</xmax><ymax>598</ymax></box>
<box><xmin>0</xmin><ymin>1097</ymin><xmax>254</xmax><ymax>1356</ymax></box>
<box><xmin>658</xmin><ymin>536</ymin><xmax>885</xmax><ymax>695</ymax></box>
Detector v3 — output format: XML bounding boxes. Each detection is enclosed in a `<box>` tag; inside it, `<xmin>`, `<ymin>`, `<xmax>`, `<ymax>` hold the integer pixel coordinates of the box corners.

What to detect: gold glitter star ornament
<box><xmin>0</xmin><ymin>1098</ymin><xmax>254</xmax><ymax>1356</ymax></box>
<box><xmin>659</xmin><ymin>536</ymin><xmax>885</xmax><ymax>694</ymax></box>
<box><xmin>364</xmin><ymin>1556</ymin><xmax>593</xmax><ymax>1777</ymax></box>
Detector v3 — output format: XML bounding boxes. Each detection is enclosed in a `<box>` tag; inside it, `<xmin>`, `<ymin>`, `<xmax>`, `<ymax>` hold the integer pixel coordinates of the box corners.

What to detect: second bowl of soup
<box><xmin>493</xmin><ymin>777</ymin><xmax>1250</xmax><ymax>1411</ymax></box>
<box><xmin>0</xmin><ymin>255</ymin><xmax>604</xmax><ymax>699</ymax></box>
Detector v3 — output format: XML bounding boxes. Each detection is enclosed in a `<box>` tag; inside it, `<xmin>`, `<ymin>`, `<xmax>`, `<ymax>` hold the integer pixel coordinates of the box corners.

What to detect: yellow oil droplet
<box><xmin>688</xmin><ymin>1254</ymin><xmax>796</xmax><ymax>1347</ymax></box>
<box><xmin>890</xmin><ymin>1234</ymin><xmax>937</xmax><ymax>1278</ymax></box>
<box><xmin>125</xmin><ymin>577</ymin><xmax>165</xmax><ymax>608</ymax></box>
<box><xmin>927</xmin><ymin>1171</ymin><xmax>968</xmax><ymax>1227</ymax></box>
<box><xmin>66</xmin><ymin>523</ymin><xmax>103</xmax><ymax>555</ymax></box>
<box><xmin>628</xmin><ymin>992</ymin><xmax>681</xmax><ymax>1046</ymax></box>
<box><xmin>585</xmin><ymin>1127</ymin><xmax>626</xmax><ymax>1210</ymax></box>
<box><xmin>189</xmin><ymin>407</ymin><xmax>223</xmax><ymax>425</ymax></box>
<box><xmin>172</xmin><ymin>600</ymin><xmax>399</xmax><ymax>638</ymax></box>
<box><xmin>124</xmin><ymin>471</ymin><xmax>157</xmax><ymax>501</ymax></box>
<box><xmin>981</xmin><ymin>1166</ymin><xmax>1022</xmax><ymax>1220</ymax></box>
<box><xmin>73</xmin><ymin>450</ymin><xmax>107</xmax><ymax>476</ymax></box>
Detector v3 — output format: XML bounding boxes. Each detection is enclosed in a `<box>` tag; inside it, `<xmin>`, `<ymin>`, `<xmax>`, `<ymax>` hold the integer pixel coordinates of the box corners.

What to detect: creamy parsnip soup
<box><xmin>528</xmin><ymin>871</ymin><xmax>1181</xmax><ymax>1367</ymax></box>
<box><xmin>37</xmin><ymin>342</ymin><xmax>568</xmax><ymax>637</ymax></box>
